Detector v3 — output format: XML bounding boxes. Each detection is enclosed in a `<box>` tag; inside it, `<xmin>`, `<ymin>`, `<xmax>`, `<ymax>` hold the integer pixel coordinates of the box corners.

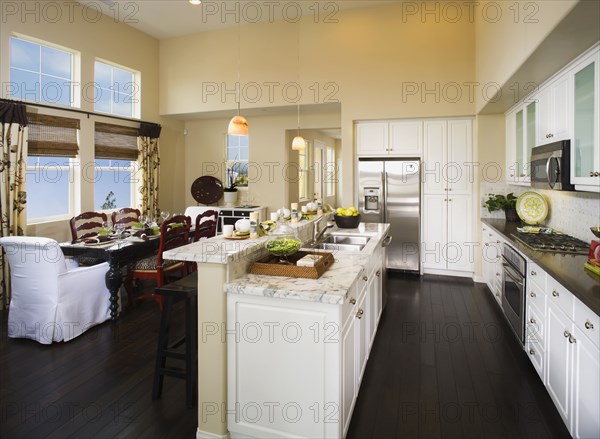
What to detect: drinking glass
<box><xmin>139</xmin><ymin>214</ymin><xmax>147</xmax><ymax>227</ymax></box>
<box><xmin>161</xmin><ymin>211</ymin><xmax>170</xmax><ymax>223</ymax></box>
<box><xmin>114</xmin><ymin>223</ymin><xmax>126</xmax><ymax>246</ymax></box>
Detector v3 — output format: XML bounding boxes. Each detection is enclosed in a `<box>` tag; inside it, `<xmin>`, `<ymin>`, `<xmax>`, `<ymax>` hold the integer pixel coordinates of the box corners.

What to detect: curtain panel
<box><xmin>0</xmin><ymin>102</ymin><xmax>28</xmax><ymax>310</ymax></box>
<box><xmin>138</xmin><ymin>123</ymin><xmax>161</xmax><ymax>220</ymax></box>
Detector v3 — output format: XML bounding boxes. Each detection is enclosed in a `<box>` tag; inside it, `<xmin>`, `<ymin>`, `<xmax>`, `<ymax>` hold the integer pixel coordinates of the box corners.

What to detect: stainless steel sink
<box><xmin>319</xmin><ymin>235</ymin><xmax>370</xmax><ymax>246</ymax></box>
<box><xmin>311</xmin><ymin>242</ymin><xmax>364</xmax><ymax>253</ymax></box>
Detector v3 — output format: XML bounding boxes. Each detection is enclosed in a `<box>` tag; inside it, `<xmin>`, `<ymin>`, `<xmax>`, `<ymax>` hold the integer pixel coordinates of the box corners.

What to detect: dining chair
<box><xmin>125</xmin><ymin>215</ymin><xmax>191</xmax><ymax>309</ymax></box>
<box><xmin>0</xmin><ymin>236</ymin><xmax>111</xmax><ymax>344</ymax></box>
<box><xmin>193</xmin><ymin>209</ymin><xmax>219</xmax><ymax>242</ymax></box>
<box><xmin>70</xmin><ymin>211</ymin><xmax>108</xmax><ymax>243</ymax></box>
<box><xmin>112</xmin><ymin>208</ymin><xmax>141</xmax><ymax>228</ymax></box>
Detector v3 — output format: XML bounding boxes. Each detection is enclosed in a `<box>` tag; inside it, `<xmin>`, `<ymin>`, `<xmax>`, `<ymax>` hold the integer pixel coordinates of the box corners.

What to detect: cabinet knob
<box><xmin>585</xmin><ymin>321</ymin><xmax>594</xmax><ymax>330</ymax></box>
<box><xmin>376</xmin><ymin>270</ymin><xmax>381</xmax><ymax>277</ymax></box>
<box><xmin>594</xmin><ymin>172</ymin><xmax>600</xmax><ymax>177</ymax></box>
<box><xmin>530</xmin><ymin>270</ymin><xmax>536</xmax><ymax>276</ymax></box>
<box><xmin>564</xmin><ymin>330</ymin><xmax>570</xmax><ymax>338</ymax></box>
<box><xmin>362</xmin><ymin>275</ymin><xmax>368</xmax><ymax>282</ymax></box>
<box><xmin>530</xmin><ymin>292</ymin><xmax>536</xmax><ymax>297</ymax></box>
<box><xmin>569</xmin><ymin>335</ymin><xmax>576</xmax><ymax>344</ymax></box>
<box><xmin>590</xmin><ymin>172</ymin><xmax>595</xmax><ymax>177</ymax></box>
<box><xmin>484</xmin><ymin>243</ymin><xmax>489</xmax><ymax>247</ymax></box>
<box><xmin>448</xmin><ymin>188</ymin><xmax>452</xmax><ymax>191</ymax></box>
<box><xmin>444</xmin><ymin>199</ymin><xmax>447</xmax><ymax>202</ymax></box>
<box><xmin>552</xmin><ymin>290</ymin><xmax>559</xmax><ymax>297</ymax></box>
<box><xmin>448</xmin><ymin>199</ymin><xmax>452</xmax><ymax>202</ymax></box>
<box><xmin>496</xmin><ymin>272</ymin><xmax>500</xmax><ymax>276</ymax></box>
<box><xmin>496</xmin><ymin>240</ymin><xmax>500</xmax><ymax>244</ymax></box>
<box><xmin>356</xmin><ymin>309</ymin><xmax>364</xmax><ymax>319</ymax></box>
<box><xmin>530</xmin><ymin>318</ymin><xmax>536</xmax><ymax>324</ymax></box>
<box><xmin>349</xmin><ymin>298</ymin><xmax>356</xmax><ymax>305</ymax></box>
<box><xmin>529</xmin><ymin>349</ymin><xmax>535</xmax><ymax>355</ymax></box>
<box><xmin>519</xmin><ymin>174</ymin><xmax>526</xmax><ymax>177</ymax></box>
<box><xmin>510</xmin><ymin>174</ymin><xmax>515</xmax><ymax>177</ymax></box>
<box><xmin>495</xmin><ymin>293</ymin><xmax>500</xmax><ymax>297</ymax></box>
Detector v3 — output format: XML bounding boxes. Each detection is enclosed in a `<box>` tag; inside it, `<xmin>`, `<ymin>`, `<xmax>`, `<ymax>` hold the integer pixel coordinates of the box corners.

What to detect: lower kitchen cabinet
<box><xmin>481</xmin><ymin>224</ymin><xmax>504</xmax><ymax>305</ymax></box>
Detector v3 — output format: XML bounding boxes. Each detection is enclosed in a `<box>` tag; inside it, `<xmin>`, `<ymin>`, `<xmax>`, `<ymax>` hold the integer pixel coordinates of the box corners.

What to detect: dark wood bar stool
<box><xmin>152</xmin><ymin>271</ymin><xmax>198</xmax><ymax>408</ymax></box>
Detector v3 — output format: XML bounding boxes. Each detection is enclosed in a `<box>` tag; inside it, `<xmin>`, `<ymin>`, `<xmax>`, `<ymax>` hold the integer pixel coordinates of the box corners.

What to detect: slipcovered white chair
<box><xmin>0</xmin><ymin>236</ymin><xmax>111</xmax><ymax>344</ymax></box>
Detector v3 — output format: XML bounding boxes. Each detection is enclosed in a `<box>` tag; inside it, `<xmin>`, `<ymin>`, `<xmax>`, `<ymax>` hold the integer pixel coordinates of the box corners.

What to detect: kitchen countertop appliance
<box><xmin>530</xmin><ymin>140</ymin><xmax>575</xmax><ymax>191</ymax></box>
<box><xmin>358</xmin><ymin>158</ymin><xmax>420</xmax><ymax>272</ymax></box>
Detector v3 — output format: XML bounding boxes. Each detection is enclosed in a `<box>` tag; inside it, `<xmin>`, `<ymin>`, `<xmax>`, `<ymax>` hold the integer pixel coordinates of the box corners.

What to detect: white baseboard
<box><xmin>197</xmin><ymin>428</ymin><xmax>230</xmax><ymax>439</ymax></box>
<box><xmin>422</xmin><ymin>268</ymin><xmax>474</xmax><ymax>278</ymax></box>
<box><xmin>472</xmin><ymin>275</ymin><xmax>485</xmax><ymax>283</ymax></box>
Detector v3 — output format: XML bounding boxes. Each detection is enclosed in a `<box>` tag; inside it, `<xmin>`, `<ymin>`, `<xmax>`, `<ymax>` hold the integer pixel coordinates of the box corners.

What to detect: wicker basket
<box><xmin>250</xmin><ymin>251</ymin><xmax>334</xmax><ymax>279</ymax></box>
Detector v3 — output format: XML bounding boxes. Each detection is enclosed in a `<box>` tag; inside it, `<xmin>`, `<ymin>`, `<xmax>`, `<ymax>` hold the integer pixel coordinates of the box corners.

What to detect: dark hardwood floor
<box><xmin>348</xmin><ymin>273</ymin><xmax>571</xmax><ymax>439</ymax></box>
<box><xmin>1</xmin><ymin>274</ymin><xmax>571</xmax><ymax>438</ymax></box>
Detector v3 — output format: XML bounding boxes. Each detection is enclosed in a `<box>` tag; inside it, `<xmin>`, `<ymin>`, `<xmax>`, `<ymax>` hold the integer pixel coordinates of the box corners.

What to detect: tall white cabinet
<box><xmin>422</xmin><ymin>119</ymin><xmax>474</xmax><ymax>275</ymax></box>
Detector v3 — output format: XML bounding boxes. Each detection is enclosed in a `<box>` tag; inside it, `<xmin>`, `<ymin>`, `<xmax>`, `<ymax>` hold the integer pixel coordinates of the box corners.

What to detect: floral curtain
<box><xmin>0</xmin><ymin>102</ymin><xmax>28</xmax><ymax>310</ymax></box>
<box><xmin>138</xmin><ymin>123</ymin><xmax>161</xmax><ymax>221</ymax></box>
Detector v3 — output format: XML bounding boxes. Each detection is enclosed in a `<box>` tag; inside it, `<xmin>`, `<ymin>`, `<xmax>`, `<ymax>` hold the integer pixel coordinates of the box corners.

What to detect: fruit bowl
<box><xmin>334</xmin><ymin>214</ymin><xmax>360</xmax><ymax>229</ymax></box>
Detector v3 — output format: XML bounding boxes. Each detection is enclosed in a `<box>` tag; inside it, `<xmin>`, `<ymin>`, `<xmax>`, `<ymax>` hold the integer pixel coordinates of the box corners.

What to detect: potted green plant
<box><xmin>483</xmin><ymin>193</ymin><xmax>519</xmax><ymax>221</ymax></box>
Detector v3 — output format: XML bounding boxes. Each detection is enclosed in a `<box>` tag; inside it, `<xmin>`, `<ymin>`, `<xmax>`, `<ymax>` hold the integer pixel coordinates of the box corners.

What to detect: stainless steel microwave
<box><xmin>530</xmin><ymin>141</ymin><xmax>575</xmax><ymax>191</ymax></box>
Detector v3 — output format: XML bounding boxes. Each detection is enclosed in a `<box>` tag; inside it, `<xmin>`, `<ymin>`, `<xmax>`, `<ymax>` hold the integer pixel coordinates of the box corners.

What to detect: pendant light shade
<box><xmin>228</xmin><ymin>115</ymin><xmax>249</xmax><ymax>136</ymax></box>
<box><xmin>292</xmin><ymin>135</ymin><xmax>306</xmax><ymax>151</ymax></box>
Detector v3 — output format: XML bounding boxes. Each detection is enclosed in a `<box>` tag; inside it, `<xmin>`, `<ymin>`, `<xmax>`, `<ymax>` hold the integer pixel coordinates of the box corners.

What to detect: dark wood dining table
<box><xmin>60</xmin><ymin>236</ymin><xmax>162</xmax><ymax>320</ymax></box>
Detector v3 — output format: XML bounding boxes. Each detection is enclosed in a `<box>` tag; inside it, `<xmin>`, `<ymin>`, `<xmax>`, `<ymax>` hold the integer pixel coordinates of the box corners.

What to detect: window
<box><xmin>9</xmin><ymin>36</ymin><xmax>73</xmax><ymax>106</ymax></box>
<box><xmin>94</xmin><ymin>159</ymin><xmax>136</xmax><ymax>211</ymax></box>
<box><xmin>26</xmin><ymin>157</ymin><xmax>73</xmax><ymax>222</ymax></box>
<box><xmin>94</xmin><ymin>122</ymin><xmax>139</xmax><ymax>210</ymax></box>
<box><xmin>226</xmin><ymin>134</ymin><xmax>248</xmax><ymax>187</ymax></box>
<box><xmin>94</xmin><ymin>61</ymin><xmax>138</xmax><ymax>117</ymax></box>
<box><xmin>298</xmin><ymin>143</ymin><xmax>309</xmax><ymax>200</ymax></box>
<box><xmin>325</xmin><ymin>146</ymin><xmax>336</xmax><ymax>197</ymax></box>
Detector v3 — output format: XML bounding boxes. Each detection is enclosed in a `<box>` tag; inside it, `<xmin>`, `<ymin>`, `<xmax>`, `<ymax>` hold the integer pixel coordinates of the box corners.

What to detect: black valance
<box><xmin>0</xmin><ymin>102</ymin><xmax>28</xmax><ymax>126</ymax></box>
<box><xmin>139</xmin><ymin>123</ymin><xmax>161</xmax><ymax>139</ymax></box>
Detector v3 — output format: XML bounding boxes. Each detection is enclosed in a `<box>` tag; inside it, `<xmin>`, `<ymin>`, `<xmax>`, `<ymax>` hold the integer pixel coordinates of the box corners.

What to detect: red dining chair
<box><xmin>125</xmin><ymin>215</ymin><xmax>191</xmax><ymax>310</ymax></box>
<box><xmin>70</xmin><ymin>211</ymin><xmax>108</xmax><ymax>243</ymax></box>
<box><xmin>112</xmin><ymin>208</ymin><xmax>141</xmax><ymax>228</ymax></box>
<box><xmin>193</xmin><ymin>210</ymin><xmax>219</xmax><ymax>242</ymax></box>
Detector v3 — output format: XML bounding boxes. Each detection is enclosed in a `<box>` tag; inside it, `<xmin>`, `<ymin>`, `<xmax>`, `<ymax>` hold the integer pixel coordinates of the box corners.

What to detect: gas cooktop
<box><xmin>511</xmin><ymin>231</ymin><xmax>589</xmax><ymax>255</ymax></box>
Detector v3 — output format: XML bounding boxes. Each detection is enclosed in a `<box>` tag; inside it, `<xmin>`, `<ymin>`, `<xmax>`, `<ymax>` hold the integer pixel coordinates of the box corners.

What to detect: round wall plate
<box><xmin>516</xmin><ymin>191</ymin><xmax>549</xmax><ymax>225</ymax></box>
<box><xmin>191</xmin><ymin>176</ymin><xmax>224</xmax><ymax>205</ymax></box>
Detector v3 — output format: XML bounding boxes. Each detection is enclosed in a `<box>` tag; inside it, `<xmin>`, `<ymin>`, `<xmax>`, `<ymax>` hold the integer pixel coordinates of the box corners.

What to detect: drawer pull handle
<box><xmin>356</xmin><ymin>309</ymin><xmax>364</xmax><ymax>319</ymax></box>
<box><xmin>529</xmin><ymin>349</ymin><xmax>535</xmax><ymax>355</ymax></box>
<box><xmin>569</xmin><ymin>335</ymin><xmax>576</xmax><ymax>344</ymax></box>
<box><xmin>530</xmin><ymin>318</ymin><xmax>536</xmax><ymax>324</ymax></box>
<box><xmin>564</xmin><ymin>330</ymin><xmax>570</xmax><ymax>338</ymax></box>
<box><xmin>349</xmin><ymin>298</ymin><xmax>356</xmax><ymax>305</ymax></box>
<box><xmin>585</xmin><ymin>321</ymin><xmax>594</xmax><ymax>330</ymax></box>
<box><xmin>552</xmin><ymin>291</ymin><xmax>559</xmax><ymax>297</ymax></box>
<box><xmin>530</xmin><ymin>292</ymin><xmax>536</xmax><ymax>298</ymax></box>
<box><xmin>362</xmin><ymin>275</ymin><xmax>368</xmax><ymax>282</ymax></box>
<box><xmin>530</xmin><ymin>270</ymin><xmax>536</xmax><ymax>276</ymax></box>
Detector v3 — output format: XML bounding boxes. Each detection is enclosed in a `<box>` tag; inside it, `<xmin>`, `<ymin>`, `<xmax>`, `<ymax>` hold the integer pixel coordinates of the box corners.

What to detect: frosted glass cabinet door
<box><xmin>571</xmin><ymin>50</ymin><xmax>600</xmax><ymax>188</ymax></box>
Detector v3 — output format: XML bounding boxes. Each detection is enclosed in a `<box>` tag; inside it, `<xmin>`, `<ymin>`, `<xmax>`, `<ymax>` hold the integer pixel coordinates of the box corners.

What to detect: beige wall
<box><xmin>161</xmin><ymin>2</ymin><xmax>476</xmax><ymax>205</ymax></box>
<box><xmin>184</xmin><ymin>110</ymin><xmax>340</xmax><ymax>212</ymax></box>
<box><xmin>1</xmin><ymin>3</ymin><xmax>186</xmax><ymax>240</ymax></box>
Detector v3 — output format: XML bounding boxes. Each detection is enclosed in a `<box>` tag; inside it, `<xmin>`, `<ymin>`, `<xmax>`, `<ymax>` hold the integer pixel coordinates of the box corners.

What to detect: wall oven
<box><xmin>530</xmin><ymin>140</ymin><xmax>575</xmax><ymax>190</ymax></box>
<box><xmin>501</xmin><ymin>243</ymin><xmax>526</xmax><ymax>344</ymax></box>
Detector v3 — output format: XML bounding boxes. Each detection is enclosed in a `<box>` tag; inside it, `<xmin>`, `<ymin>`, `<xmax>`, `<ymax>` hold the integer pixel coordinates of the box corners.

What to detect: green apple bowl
<box><xmin>334</xmin><ymin>214</ymin><xmax>360</xmax><ymax>229</ymax></box>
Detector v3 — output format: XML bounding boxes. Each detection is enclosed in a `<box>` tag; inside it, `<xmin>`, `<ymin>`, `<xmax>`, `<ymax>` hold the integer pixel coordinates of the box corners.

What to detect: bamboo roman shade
<box><xmin>27</xmin><ymin>113</ymin><xmax>80</xmax><ymax>157</ymax></box>
<box><xmin>94</xmin><ymin>122</ymin><xmax>139</xmax><ymax>161</ymax></box>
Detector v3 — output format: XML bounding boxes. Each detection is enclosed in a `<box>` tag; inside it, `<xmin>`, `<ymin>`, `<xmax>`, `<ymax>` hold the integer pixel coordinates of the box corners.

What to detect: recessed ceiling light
<box><xmin>189</xmin><ymin>0</ymin><xmax>201</xmax><ymax>5</ymax></box>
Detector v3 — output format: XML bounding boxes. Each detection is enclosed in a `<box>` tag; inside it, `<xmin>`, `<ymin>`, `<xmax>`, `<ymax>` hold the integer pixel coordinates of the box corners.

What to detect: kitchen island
<box><xmin>164</xmin><ymin>219</ymin><xmax>389</xmax><ymax>439</ymax></box>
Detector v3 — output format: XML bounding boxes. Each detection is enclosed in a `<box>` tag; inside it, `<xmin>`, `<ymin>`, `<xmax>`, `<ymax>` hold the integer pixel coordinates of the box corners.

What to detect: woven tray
<box><xmin>250</xmin><ymin>250</ymin><xmax>334</xmax><ymax>279</ymax></box>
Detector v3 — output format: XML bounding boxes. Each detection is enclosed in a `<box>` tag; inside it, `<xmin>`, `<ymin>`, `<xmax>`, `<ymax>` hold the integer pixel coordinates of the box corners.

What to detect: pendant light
<box><xmin>228</xmin><ymin>18</ymin><xmax>248</xmax><ymax>136</ymax></box>
<box><xmin>291</xmin><ymin>23</ymin><xmax>305</xmax><ymax>151</ymax></box>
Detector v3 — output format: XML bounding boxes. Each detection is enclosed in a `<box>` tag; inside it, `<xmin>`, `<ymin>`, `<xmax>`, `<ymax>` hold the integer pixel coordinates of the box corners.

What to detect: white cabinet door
<box><xmin>423</xmin><ymin>120</ymin><xmax>447</xmax><ymax>194</ymax></box>
<box><xmin>356</xmin><ymin>122</ymin><xmax>388</xmax><ymax>155</ymax></box>
<box><xmin>536</xmin><ymin>85</ymin><xmax>553</xmax><ymax>146</ymax></box>
<box><xmin>571</xmin><ymin>49</ymin><xmax>600</xmax><ymax>188</ymax></box>
<box><xmin>447</xmin><ymin>195</ymin><xmax>473</xmax><ymax>272</ymax></box>
<box><xmin>546</xmin><ymin>301</ymin><xmax>573</xmax><ymax>425</ymax></box>
<box><xmin>341</xmin><ymin>316</ymin><xmax>357</xmax><ymax>436</ymax></box>
<box><xmin>423</xmin><ymin>194</ymin><xmax>447</xmax><ymax>270</ymax></box>
<box><xmin>356</xmin><ymin>290</ymin><xmax>369</xmax><ymax>382</ymax></box>
<box><xmin>447</xmin><ymin>119</ymin><xmax>473</xmax><ymax>194</ymax></box>
<box><xmin>389</xmin><ymin>120</ymin><xmax>422</xmax><ymax>155</ymax></box>
<box><xmin>551</xmin><ymin>74</ymin><xmax>572</xmax><ymax>142</ymax></box>
<box><xmin>571</xmin><ymin>327</ymin><xmax>600</xmax><ymax>439</ymax></box>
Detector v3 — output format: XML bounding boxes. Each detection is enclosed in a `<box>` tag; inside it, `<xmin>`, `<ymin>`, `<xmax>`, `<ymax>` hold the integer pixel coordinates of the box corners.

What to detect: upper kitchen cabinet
<box><xmin>356</xmin><ymin>120</ymin><xmax>422</xmax><ymax>156</ymax></box>
<box><xmin>570</xmin><ymin>48</ymin><xmax>600</xmax><ymax>190</ymax></box>
<box><xmin>506</xmin><ymin>101</ymin><xmax>536</xmax><ymax>185</ymax></box>
<box><xmin>536</xmin><ymin>74</ymin><xmax>572</xmax><ymax>147</ymax></box>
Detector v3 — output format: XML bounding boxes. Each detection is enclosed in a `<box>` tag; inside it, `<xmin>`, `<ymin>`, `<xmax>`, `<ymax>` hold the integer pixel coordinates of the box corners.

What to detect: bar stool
<box><xmin>152</xmin><ymin>272</ymin><xmax>198</xmax><ymax>408</ymax></box>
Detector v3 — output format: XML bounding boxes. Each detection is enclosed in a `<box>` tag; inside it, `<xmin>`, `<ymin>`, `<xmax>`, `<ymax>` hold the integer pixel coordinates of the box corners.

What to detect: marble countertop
<box><xmin>224</xmin><ymin>223</ymin><xmax>390</xmax><ymax>305</ymax></box>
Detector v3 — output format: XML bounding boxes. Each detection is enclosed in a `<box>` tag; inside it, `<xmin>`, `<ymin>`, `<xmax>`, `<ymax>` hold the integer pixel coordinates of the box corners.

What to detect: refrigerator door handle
<box><xmin>382</xmin><ymin>171</ymin><xmax>388</xmax><ymax>223</ymax></box>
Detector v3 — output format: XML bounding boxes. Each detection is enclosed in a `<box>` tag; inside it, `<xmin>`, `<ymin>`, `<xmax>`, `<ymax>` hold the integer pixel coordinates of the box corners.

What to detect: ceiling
<box><xmin>81</xmin><ymin>0</ymin><xmax>394</xmax><ymax>40</ymax></box>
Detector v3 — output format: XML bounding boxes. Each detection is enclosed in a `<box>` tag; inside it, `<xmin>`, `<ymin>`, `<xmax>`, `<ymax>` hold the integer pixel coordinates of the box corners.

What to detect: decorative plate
<box><xmin>516</xmin><ymin>191</ymin><xmax>549</xmax><ymax>225</ymax></box>
<box><xmin>191</xmin><ymin>176</ymin><xmax>224</xmax><ymax>205</ymax></box>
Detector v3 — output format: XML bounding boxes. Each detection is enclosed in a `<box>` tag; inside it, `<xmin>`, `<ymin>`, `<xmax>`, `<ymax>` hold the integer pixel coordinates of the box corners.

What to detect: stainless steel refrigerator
<box><xmin>358</xmin><ymin>158</ymin><xmax>420</xmax><ymax>272</ymax></box>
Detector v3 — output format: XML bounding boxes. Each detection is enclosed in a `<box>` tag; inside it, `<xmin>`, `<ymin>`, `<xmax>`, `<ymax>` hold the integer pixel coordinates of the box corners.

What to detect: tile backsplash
<box><xmin>480</xmin><ymin>183</ymin><xmax>600</xmax><ymax>242</ymax></box>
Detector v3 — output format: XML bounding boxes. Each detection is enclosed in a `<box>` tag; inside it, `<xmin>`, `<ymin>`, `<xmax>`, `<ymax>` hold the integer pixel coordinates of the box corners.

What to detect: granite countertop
<box><xmin>224</xmin><ymin>223</ymin><xmax>390</xmax><ymax>305</ymax></box>
<box><xmin>482</xmin><ymin>219</ymin><xmax>600</xmax><ymax>315</ymax></box>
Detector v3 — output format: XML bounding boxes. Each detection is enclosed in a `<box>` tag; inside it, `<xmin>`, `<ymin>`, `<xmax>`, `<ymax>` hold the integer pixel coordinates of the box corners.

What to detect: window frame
<box><xmin>225</xmin><ymin>134</ymin><xmax>249</xmax><ymax>188</ymax></box>
<box><xmin>9</xmin><ymin>33</ymin><xmax>80</xmax><ymax>108</ymax></box>
<box><xmin>94</xmin><ymin>59</ymin><xmax>141</xmax><ymax>119</ymax></box>
<box><xmin>298</xmin><ymin>141</ymin><xmax>310</xmax><ymax>201</ymax></box>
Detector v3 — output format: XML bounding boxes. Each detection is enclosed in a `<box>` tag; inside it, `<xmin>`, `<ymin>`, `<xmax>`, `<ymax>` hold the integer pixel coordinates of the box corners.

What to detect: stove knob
<box><xmin>560</xmin><ymin>245</ymin><xmax>566</xmax><ymax>250</ymax></box>
<box><xmin>570</xmin><ymin>245</ymin><xmax>575</xmax><ymax>251</ymax></box>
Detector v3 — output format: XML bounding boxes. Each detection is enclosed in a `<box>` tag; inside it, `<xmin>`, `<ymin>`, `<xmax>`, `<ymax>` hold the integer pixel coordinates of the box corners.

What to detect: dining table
<box><xmin>60</xmin><ymin>235</ymin><xmax>162</xmax><ymax>320</ymax></box>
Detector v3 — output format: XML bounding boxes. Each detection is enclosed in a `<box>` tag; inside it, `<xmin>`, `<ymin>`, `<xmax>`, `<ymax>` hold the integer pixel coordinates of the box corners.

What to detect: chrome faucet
<box><xmin>312</xmin><ymin>216</ymin><xmax>334</xmax><ymax>244</ymax></box>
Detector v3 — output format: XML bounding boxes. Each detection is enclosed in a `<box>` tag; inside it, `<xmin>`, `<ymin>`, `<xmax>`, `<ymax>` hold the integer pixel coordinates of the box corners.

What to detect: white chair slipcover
<box><xmin>0</xmin><ymin>236</ymin><xmax>111</xmax><ymax>344</ymax></box>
